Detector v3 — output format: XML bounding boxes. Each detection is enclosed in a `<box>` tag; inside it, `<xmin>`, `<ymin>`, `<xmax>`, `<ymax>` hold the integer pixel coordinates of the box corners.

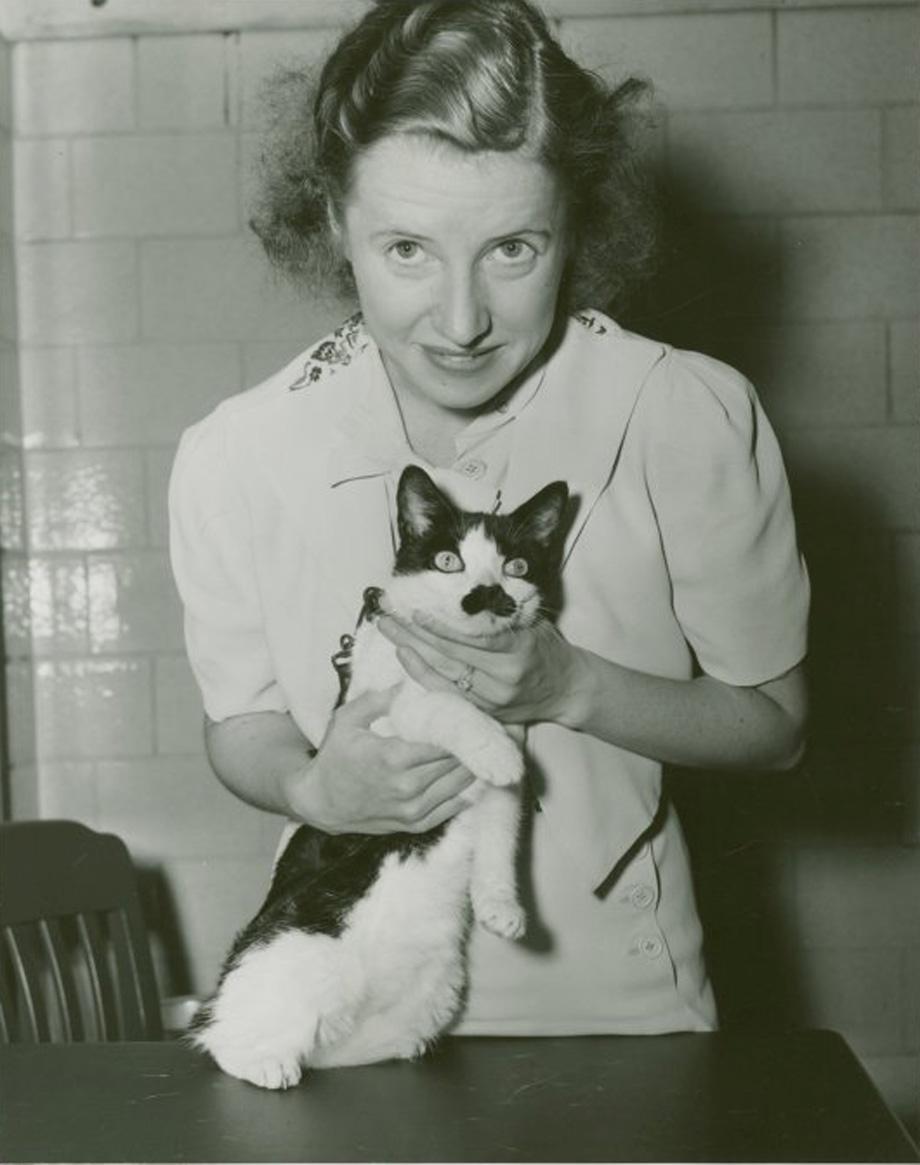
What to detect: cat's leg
<box><xmin>189</xmin><ymin>931</ymin><xmax>362</xmax><ymax>1090</ymax></box>
<box><xmin>389</xmin><ymin>683</ymin><xmax>523</xmax><ymax>788</ymax></box>
<box><xmin>470</xmin><ymin>785</ymin><xmax>526</xmax><ymax>940</ymax></box>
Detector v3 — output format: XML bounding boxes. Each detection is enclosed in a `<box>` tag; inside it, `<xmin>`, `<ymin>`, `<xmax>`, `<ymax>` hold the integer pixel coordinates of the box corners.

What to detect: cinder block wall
<box><xmin>0</xmin><ymin>0</ymin><xmax>917</xmax><ymax>1135</ymax></box>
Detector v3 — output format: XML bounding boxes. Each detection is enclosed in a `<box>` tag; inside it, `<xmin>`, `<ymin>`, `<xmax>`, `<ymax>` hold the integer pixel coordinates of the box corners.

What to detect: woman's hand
<box><xmin>287</xmin><ymin>687</ymin><xmax>476</xmax><ymax>835</ymax></box>
<box><xmin>376</xmin><ymin>613</ymin><xmax>587</xmax><ymax>726</ymax></box>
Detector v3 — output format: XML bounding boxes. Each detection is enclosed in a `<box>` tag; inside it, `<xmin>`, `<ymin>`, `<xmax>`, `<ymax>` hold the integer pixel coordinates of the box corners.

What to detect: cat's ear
<box><xmin>510</xmin><ymin>481</ymin><xmax>569</xmax><ymax>549</ymax></box>
<box><xmin>397</xmin><ymin>465</ymin><xmax>455</xmax><ymax>540</ymax></box>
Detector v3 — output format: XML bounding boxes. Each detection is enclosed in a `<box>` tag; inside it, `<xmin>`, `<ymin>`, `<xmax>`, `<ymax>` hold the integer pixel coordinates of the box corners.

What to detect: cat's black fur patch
<box><xmin>235</xmin><ymin>824</ymin><xmax>445</xmax><ymax>956</ymax></box>
<box><xmin>394</xmin><ymin>467</ymin><xmax>570</xmax><ymax>616</ymax></box>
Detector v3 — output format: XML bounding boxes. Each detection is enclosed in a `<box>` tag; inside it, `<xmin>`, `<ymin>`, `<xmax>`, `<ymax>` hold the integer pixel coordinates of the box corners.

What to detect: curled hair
<box><xmin>250</xmin><ymin>0</ymin><xmax>659</xmax><ymax>313</ymax></box>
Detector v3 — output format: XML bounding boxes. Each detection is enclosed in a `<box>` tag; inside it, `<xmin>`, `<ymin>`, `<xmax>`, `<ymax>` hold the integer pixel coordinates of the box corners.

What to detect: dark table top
<box><xmin>1</xmin><ymin>1030</ymin><xmax>917</xmax><ymax>1163</ymax></box>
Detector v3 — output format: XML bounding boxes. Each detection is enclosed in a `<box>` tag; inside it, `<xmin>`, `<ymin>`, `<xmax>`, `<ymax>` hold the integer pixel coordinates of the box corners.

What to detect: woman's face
<box><xmin>338</xmin><ymin>134</ymin><xmax>569</xmax><ymax>417</ymax></box>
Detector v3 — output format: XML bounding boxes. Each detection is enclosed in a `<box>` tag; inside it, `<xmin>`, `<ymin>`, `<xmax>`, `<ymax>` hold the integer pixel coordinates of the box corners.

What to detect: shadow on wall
<box><xmin>623</xmin><ymin>164</ymin><xmax>916</xmax><ymax>1035</ymax></box>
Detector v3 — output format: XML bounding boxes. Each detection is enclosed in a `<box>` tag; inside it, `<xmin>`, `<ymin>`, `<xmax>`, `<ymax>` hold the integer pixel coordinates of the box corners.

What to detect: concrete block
<box><xmin>18</xmin><ymin>347</ymin><xmax>79</xmax><ymax>449</ymax></box>
<box><xmin>155</xmin><ymin>654</ymin><xmax>205</xmax><ymax>755</ymax></box>
<box><xmin>884</xmin><ymin>107</ymin><xmax>920</xmax><ymax>211</ymax></box>
<box><xmin>0</xmin><ymin>41</ymin><xmax>11</xmax><ymax>131</ymax></box>
<box><xmin>140</xmin><ymin>235</ymin><xmax>312</xmax><ymax>341</ymax></box>
<box><xmin>15</xmin><ymin>39</ymin><xmax>134</xmax><ymax>136</ymax></box>
<box><xmin>25</xmin><ymin>449</ymin><xmax>147</xmax><ymax>551</ymax></box>
<box><xmin>794</xmin><ymin>844</ymin><xmax>920</xmax><ymax>950</ymax></box>
<box><xmin>796</xmin><ymin>946</ymin><xmax>906</xmax><ymax>1057</ymax></box>
<box><xmin>0</xmin><ymin>450</ymin><xmax>25</xmax><ymax>551</ymax></box>
<box><xmin>782</xmin><ymin>424</ymin><xmax>919</xmax><ymax>532</ymax></box>
<box><xmin>890</xmin><ymin>319</ymin><xmax>919</xmax><ymax>424</ymax></box>
<box><xmin>5</xmin><ymin>661</ymin><xmax>35</xmax><ymax>766</ymax></box>
<box><xmin>0</xmin><ymin>344</ymin><xmax>21</xmax><ymax>446</ymax></box>
<box><xmin>0</xmin><ymin>239</ymin><xmax>17</xmax><ymax>342</ymax></box>
<box><xmin>239</xmin><ymin>28</ymin><xmax>341</xmax><ymax>129</ymax></box>
<box><xmin>38</xmin><ymin>762</ymin><xmax>98</xmax><ymax>826</ymax></box>
<box><xmin>894</xmin><ymin>534</ymin><xmax>920</xmax><ymax>636</ymax></box>
<box><xmin>14</xmin><ymin>139</ymin><xmax>71</xmax><ymax>240</ymax></box>
<box><xmin>778</xmin><ymin>8</ymin><xmax>920</xmax><ymax>107</ymax></box>
<box><xmin>158</xmin><ymin>856</ymin><xmax>280</xmax><ymax>993</ymax></box>
<box><xmin>34</xmin><ymin>657</ymin><xmax>154</xmax><ymax>760</ymax></box>
<box><xmin>73</xmin><ymin>133</ymin><xmax>238</xmax><ymax>238</ymax></box>
<box><xmin>668</xmin><ymin>110</ymin><xmax>882</xmax><ymax>214</ymax></box>
<box><xmin>138</xmin><ymin>34</ymin><xmax>227</xmax><ymax>130</ymax></box>
<box><xmin>145</xmin><ymin>449</ymin><xmax>172</xmax><ymax>548</ymax></box>
<box><xmin>1</xmin><ymin>553</ymin><xmax>30</xmax><ymax>656</ymax></box>
<box><xmin>561</xmin><ymin>13</ymin><xmax>772</xmax><ymax>110</ymax></box>
<box><xmin>94</xmin><ymin>756</ymin><xmax>272</xmax><ymax>861</ymax></box>
<box><xmin>27</xmin><ymin>555</ymin><xmax>89</xmax><ymax>656</ymax></box>
<box><xmin>780</xmin><ymin>216</ymin><xmax>919</xmax><ymax>321</ymax></box>
<box><xmin>87</xmin><ymin>551</ymin><xmax>184</xmax><ymax>655</ymax></box>
<box><xmin>18</xmin><ymin>241</ymin><xmax>139</xmax><ymax>345</ymax></box>
<box><xmin>0</xmin><ymin>136</ymin><xmax>12</xmax><ymax>229</ymax></box>
<box><xmin>716</xmin><ymin>321</ymin><xmax>887</xmax><ymax>429</ymax></box>
<box><xmin>77</xmin><ymin>342</ymin><xmax>241</xmax><ymax>447</ymax></box>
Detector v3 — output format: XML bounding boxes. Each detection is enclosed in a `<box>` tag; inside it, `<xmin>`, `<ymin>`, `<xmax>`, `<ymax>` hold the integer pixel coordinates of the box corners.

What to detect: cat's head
<box><xmin>384</xmin><ymin>465</ymin><xmax>569</xmax><ymax>639</ymax></box>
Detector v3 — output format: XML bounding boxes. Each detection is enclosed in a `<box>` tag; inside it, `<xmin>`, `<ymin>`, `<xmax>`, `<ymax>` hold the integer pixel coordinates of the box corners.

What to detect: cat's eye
<box><xmin>433</xmin><ymin>550</ymin><xmax>463</xmax><ymax>573</ymax></box>
<box><xmin>504</xmin><ymin>557</ymin><xmax>529</xmax><ymax>578</ymax></box>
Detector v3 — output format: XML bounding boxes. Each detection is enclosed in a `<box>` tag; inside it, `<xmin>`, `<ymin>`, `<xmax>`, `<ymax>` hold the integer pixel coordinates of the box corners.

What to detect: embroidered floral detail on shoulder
<box><xmin>573</xmin><ymin>311</ymin><xmax>609</xmax><ymax>337</ymax></box>
<box><xmin>289</xmin><ymin>312</ymin><xmax>370</xmax><ymax>390</ymax></box>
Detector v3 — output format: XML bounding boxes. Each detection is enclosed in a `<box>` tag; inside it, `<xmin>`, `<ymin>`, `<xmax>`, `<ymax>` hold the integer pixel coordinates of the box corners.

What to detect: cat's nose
<box><xmin>461</xmin><ymin>584</ymin><xmax>516</xmax><ymax>617</ymax></box>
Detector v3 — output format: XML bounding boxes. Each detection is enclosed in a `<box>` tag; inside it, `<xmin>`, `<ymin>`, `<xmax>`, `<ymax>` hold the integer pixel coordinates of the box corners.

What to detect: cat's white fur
<box><xmin>191</xmin><ymin>525</ymin><xmax>533</xmax><ymax>1089</ymax></box>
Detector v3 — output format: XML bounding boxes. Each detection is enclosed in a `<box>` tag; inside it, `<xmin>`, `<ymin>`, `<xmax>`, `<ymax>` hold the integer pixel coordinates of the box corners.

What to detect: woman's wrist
<box><xmin>279</xmin><ymin>746</ymin><xmax>323</xmax><ymax>823</ymax></box>
<box><xmin>553</xmin><ymin>642</ymin><xmax>601</xmax><ymax>731</ymax></box>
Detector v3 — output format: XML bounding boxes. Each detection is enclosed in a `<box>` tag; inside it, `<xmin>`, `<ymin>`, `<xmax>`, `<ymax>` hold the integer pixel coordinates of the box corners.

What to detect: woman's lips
<box><xmin>421</xmin><ymin>344</ymin><xmax>500</xmax><ymax>372</ymax></box>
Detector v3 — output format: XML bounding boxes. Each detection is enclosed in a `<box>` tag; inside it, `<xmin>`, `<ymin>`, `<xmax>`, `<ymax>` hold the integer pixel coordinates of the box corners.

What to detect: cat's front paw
<box><xmin>474</xmin><ymin>893</ymin><xmax>527</xmax><ymax>941</ymax></box>
<box><xmin>212</xmin><ymin>1049</ymin><xmax>303</xmax><ymax>1090</ymax></box>
<box><xmin>468</xmin><ymin>731</ymin><xmax>523</xmax><ymax>788</ymax></box>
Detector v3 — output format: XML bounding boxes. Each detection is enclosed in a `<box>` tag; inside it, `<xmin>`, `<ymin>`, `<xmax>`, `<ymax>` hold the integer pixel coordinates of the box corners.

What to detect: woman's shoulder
<box><xmin>181</xmin><ymin>313</ymin><xmax>373</xmax><ymax>444</ymax></box>
<box><xmin>567</xmin><ymin>310</ymin><xmax>760</xmax><ymax>445</ymax></box>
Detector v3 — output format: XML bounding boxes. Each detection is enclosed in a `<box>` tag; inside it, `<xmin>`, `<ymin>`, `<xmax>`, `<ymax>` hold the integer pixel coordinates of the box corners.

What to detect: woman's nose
<box><xmin>433</xmin><ymin>270</ymin><xmax>492</xmax><ymax>348</ymax></box>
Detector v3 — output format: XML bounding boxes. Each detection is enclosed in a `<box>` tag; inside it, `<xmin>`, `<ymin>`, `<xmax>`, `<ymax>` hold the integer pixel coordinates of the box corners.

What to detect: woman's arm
<box><xmin>204</xmin><ymin>692</ymin><xmax>476</xmax><ymax>834</ymax></box>
<box><xmin>559</xmin><ymin>646</ymin><xmax>807</xmax><ymax>773</ymax></box>
<box><xmin>377</xmin><ymin>615</ymin><xmax>807</xmax><ymax>774</ymax></box>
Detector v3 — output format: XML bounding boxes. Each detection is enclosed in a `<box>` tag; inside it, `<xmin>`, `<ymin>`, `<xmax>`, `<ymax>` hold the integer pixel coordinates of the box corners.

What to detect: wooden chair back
<box><xmin>0</xmin><ymin>820</ymin><xmax>163</xmax><ymax>1042</ymax></box>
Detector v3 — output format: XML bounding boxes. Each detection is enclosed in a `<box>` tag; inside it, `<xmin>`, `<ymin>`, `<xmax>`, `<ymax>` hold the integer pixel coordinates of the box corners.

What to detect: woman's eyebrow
<box><xmin>369</xmin><ymin>227</ymin><xmax>554</xmax><ymax>243</ymax></box>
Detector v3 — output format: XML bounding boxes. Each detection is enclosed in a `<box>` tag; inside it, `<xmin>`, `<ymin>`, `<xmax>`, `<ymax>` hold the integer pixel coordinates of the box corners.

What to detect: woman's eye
<box><xmin>433</xmin><ymin>551</ymin><xmax>463</xmax><ymax>573</ymax></box>
<box><xmin>389</xmin><ymin>240</ymin><xmax>423</xmax><ymax>263</ymax></box>
<box><xmin>494</xmin><ymin>239</ymin><xmax>533</xmax><ymax>263</ymax></box>
<box><xmin>504</xmin><ymin>557</ymin><xmax>529</xmax><ymax>578</ymax></box>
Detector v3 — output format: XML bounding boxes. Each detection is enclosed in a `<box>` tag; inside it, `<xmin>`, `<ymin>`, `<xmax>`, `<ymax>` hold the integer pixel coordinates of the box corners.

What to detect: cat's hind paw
<box><xmin>212</xmin><ymin>1048</ymin><xmax>303</xmax><ymax>1091</ymax></box>
<box><xmin>467</xmin><ymin>732</ymin><xmax>523</xmax><ymax>788</ymax></box>
<box><xmin>473</xmin><ymin>893</ymin><xmax>527</xmax><ymax>941</ymax></box>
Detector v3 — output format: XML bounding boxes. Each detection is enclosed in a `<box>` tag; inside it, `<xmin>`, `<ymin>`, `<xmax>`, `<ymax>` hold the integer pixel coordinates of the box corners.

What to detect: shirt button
<box><xmin>458</xmin><ymin>458</ymin><xmax>487</xmax><ymax>480</ymax></box>
<box><xmin>630</xmin><ymin>884</ymin><xmax>656</xmax><ymax>910</ymax></box>
<box><xmin>639</xmin><ymin>936</ymin><xmax>663</xmax><ymax>960</ymax></box>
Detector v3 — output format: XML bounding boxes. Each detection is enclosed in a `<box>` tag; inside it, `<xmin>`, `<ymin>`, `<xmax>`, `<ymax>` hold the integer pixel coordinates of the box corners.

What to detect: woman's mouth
<box><xmin>421</xmin><ymin>345</ymin><xmax>499</xmax><ymax>372</ymax></box>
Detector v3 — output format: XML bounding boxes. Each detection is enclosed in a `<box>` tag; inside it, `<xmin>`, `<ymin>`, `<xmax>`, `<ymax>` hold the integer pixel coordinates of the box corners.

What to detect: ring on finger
<box><xmin>454</xmin><ymin>663</ymin><xmax>476</xmax><ymax>694</ymax></box>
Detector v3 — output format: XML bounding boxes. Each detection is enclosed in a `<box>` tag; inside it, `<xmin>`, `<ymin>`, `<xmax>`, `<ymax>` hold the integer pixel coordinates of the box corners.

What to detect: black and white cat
<box><xmin>189</xmin><ymin>466</ymin><xmax>569</xmax><ymax>1089</ymax></box>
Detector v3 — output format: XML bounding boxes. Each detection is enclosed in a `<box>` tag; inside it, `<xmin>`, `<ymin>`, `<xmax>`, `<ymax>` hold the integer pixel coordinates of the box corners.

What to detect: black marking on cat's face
<box><xmin>392</xmin><ymin>466</ymin><xmax>569</xmax><ymax>631</ymax></box>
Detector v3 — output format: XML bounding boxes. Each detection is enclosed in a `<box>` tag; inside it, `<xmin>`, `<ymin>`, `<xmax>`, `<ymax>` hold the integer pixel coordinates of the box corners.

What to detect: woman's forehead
<box><xmin>343</xmin><ymin>134</ymin><xmax>566</xmax><ymax>236</ymax></box>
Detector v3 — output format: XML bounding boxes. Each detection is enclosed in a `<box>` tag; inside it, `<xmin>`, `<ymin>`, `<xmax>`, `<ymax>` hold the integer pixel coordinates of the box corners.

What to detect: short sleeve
<box><xmin>168</xmin><ymin>412</ymin><xmax>288</xmax><ymax>722</ymax></box>
<box><xmin>645</xmin><ymin>350</ymin><xmax>810</xmax><ymax>687</ymax></box>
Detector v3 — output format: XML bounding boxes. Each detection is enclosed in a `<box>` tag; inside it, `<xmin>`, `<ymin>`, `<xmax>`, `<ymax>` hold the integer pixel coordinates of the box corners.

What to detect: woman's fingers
<box><xmin>396</xmin><ymin>645</ymin><xmax>501</xmax><ymax>709</ymax></box>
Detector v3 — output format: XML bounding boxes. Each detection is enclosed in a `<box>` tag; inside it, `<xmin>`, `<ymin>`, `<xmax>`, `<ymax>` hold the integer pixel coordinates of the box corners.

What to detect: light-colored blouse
<box><xmin>169</xmin><ymin>310</ymin><xmax>809</xmax><ymax>1034</ymax></box>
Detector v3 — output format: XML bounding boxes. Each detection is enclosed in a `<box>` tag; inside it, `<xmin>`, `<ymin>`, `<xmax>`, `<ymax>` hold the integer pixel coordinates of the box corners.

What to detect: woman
<box><xmin>169</xmin><ymin>0</ymin><xmax>809</xmax><ymax>1035</ymax></box>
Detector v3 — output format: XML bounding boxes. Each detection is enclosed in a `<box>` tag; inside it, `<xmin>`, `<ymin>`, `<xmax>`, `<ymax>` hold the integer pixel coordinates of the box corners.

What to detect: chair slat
<box><xmin>0</xmin><ymin>945</ymin><xmax>17</xmax><ymax>1042</ymax></box>
<box><xmin>38</xmin><ymin>919</ymin><xmax>85</xmax><ymax>1042</ymax></box>
<box><xmin>3</xmin><ymin>925</ymin><xmax>51</xmax><ymax>1042</ymax></box>
<box><xmin>0</xmin><ymin>821</ymin><xmax>164</xmax><ymax>1044</ymax></box>
<box><xmin>109</xmin><ymin>908</ymin><xmax>146</xmax><ymax>1039</ymax></box>
<box><xmin>76</xmin><ymin>912</ymin><xmax>119</xmax><ymax>1041</ymax></box>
